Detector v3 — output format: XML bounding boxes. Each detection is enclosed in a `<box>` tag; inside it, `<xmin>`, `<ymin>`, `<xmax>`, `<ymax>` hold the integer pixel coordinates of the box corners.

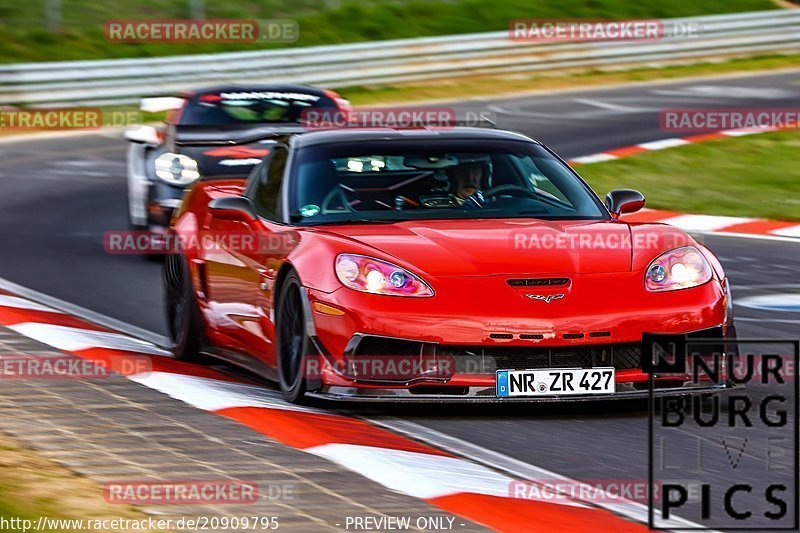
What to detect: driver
<box><xmin>450</xmin><ymin>161</ymin><xmax>484</xmax><ymax>200</ymax></box>
<box><xmin>448</xmin><ymin>161</ymin><xmax>487</xmax><ymax>209</ymax></box>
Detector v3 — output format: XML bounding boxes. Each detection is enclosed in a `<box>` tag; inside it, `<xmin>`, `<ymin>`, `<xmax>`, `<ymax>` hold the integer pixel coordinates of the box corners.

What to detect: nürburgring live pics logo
<box><xmin>645</xmin><ymin>334</ymin><xmax>799</xmax><ymax>530</ymax></box>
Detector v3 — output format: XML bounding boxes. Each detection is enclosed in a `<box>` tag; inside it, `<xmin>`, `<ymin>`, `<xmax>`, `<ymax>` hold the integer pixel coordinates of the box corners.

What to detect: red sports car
<box><xmin>164</xmin><ymin>127</ymin><xmax>737</xmax><ymax>402</ymax></box>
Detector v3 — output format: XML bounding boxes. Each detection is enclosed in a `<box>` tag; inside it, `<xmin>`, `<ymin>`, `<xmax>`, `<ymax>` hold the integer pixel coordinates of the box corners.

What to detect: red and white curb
<box><xmin>620</xmin><ymin>209</ymin><xmax>800</xmax><ymax>240</ymax></box>
<box><xmin>566</xmin><ymin>126</ymin><xmax>785</xmax><ymax>166</ymax></box>
<box><xmin>566</xmin><ymin>126</ymin><xmax>800</xmax><ymax>241</ymax></box>
<box><xmin>0</xmin><ymin>284</ymin><xmax>707</xmax><ymax>532</ymax></box>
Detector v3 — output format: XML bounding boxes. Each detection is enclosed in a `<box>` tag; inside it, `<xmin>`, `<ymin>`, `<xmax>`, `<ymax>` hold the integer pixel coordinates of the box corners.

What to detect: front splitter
<box><xmin>307</xmin><ymin>383</ymin><xmax>735</xmax><ymax>403</ymax></box>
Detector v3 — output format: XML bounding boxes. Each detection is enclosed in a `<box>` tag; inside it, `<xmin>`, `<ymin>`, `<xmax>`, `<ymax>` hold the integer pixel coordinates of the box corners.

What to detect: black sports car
<box><xmin>124</xmin><ymin>84</ymin><xmax>350</xmax><ymax>234</ymax></box>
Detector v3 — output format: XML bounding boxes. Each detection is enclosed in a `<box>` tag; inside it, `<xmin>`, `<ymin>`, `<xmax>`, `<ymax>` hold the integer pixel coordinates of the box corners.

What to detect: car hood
<box><xmin>316</xmin><ymin>218</ymin><xmax>635</xmax><ymax>277</ymax></box>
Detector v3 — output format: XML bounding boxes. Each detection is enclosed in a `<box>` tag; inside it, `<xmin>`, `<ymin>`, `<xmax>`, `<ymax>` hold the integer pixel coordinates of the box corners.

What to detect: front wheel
<box><xmin>164</xmin><ymin>253</ymin><xmax>204</xmax><ymax>361</ymax></box>
<box><xmin>276</xmin><ymin>272</ymin><xmax>309</xmax><ymax>403</ymax></box>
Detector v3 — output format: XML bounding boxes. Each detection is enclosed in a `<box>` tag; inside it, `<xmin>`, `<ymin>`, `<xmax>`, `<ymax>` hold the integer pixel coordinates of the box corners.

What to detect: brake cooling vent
<box><xmin>437</xmin><ymin>343</ymin><xmax>643</xmax><ymax>373</ymax></box>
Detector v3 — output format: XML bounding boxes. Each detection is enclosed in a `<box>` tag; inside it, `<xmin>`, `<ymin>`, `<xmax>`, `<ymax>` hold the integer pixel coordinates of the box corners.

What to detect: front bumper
<box><xmin>304</xmin><ymin>324</ymin><xmax>738</xmax><ymax>402</ymax></box>
<box><xmin>303</xmin><ymin>273</ymin><xmax>735</xmax><ymax>402</ymax></box>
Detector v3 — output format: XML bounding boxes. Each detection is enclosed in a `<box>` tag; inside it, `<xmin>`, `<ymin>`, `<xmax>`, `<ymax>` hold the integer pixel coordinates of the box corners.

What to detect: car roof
<box><xmin>291</xmin><ymin>127</ymin><xmax>540</xmax><ymax>147</ymax></box>
<box><xmin>189</xmin><ymin>84</ymin><xmax>332</xmax><ymax>98</ymax></box>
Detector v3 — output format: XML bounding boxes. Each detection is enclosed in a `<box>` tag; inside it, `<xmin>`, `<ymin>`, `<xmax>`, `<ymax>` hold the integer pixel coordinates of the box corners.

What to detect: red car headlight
<box><xmin>335</xmin><ymin>254</ymin><xmax>433</xmax><ymax>297</ymax></box>
<box><xmin>645</xmin><ymin>246</ymin><xmax>713</xmax><ymax>292</ymax></box>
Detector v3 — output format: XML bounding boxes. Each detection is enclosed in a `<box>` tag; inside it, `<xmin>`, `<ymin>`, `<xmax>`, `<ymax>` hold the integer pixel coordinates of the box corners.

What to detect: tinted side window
<box><xmin>252</xmin><ymin>146</ymin><xmax>288</xmax><ymax>220</ymax></box>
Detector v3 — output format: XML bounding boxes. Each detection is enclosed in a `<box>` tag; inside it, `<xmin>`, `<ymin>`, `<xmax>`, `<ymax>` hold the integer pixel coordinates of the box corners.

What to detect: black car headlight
<box><xmin>154</xmin><ymin>153</ymin><xmax>200</xmax><ymax>186</ymax></box>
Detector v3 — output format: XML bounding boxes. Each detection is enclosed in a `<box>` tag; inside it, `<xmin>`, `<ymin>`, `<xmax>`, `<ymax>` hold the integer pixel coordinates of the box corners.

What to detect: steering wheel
<box><xmin>321</xmin><ymin>185</ymin><xmax>355</xmax><ymax>214</ymax></box>
<box><xmin>419</xmin><ymin>194</ymin><xmax>458</xmax><ymax>209</ymax></box>
<box><xmin>482</xmin><ymin>184</ymin><xmax>539</xmax><ymax>200</ymax></box>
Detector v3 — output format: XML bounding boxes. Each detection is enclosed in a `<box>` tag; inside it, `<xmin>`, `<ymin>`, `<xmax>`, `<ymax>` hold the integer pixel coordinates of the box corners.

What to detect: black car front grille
<box><xmin>344</xmin><ymin>334</ymin><xmax>646</xmax><ymax>380</ymax></box>
<box><xmin>436</xmin><ymin>343</ymin><xmax>642</xmax><ymax>374</ymax></box>
<box><xmin>338</xmin><ymin>327</ymin><xmax>730</xmax><ymax>381</ymax></box>
<box><xmin>506</xmin><ymin>278</ymin><xmax>570</xmax><ymax>287</ymax></box>
<box><xmin>351</xmin><ymin>335</ymin><xmax>423</xmax><ymax>356</ymax></box>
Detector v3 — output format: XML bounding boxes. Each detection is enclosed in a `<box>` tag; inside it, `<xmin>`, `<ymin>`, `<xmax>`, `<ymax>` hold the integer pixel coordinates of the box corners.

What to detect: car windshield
<box><xmin>290</xmin><ymin>138</ymin><xmax>608</xmax><ymax>224</ymax></box>
<box><xmin>180</xmin><ymin>90</ymin><xmax>338</xmax><ymax>126</ymax></box>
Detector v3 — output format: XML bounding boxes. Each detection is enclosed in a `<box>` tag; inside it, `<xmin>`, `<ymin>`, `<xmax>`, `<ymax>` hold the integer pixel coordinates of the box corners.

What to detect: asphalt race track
<box><xmin>1</xmin><ymin>69</ymin><xmax>798</xmax><ymax>527</ymax></box>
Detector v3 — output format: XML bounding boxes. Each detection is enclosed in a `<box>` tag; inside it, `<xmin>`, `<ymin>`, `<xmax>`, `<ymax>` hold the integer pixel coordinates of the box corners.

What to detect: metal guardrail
<box><xmin>0</xmin><ymin>10</ymin><xmax>798</xmax><ymax>106</ymax></box>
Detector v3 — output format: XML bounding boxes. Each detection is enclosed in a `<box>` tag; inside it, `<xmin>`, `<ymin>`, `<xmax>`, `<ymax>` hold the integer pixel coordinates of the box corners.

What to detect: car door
<box><xmin>243</xmin><ymin>144</ymin><xmax>297</xmax><ymax>366</ymax></box>
<box><xmin>203</xmin><ymin>146</ymin><xmax>291</xmax><ymax>366</ymax></box>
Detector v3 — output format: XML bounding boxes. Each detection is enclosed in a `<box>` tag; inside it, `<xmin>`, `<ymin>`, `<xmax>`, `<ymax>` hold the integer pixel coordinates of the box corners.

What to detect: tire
<box><xmin>276</xmin><ymin>272</ymin><xmax>309</xmax><ymax>403</ymax></box>
<box><xmin>164</xmin><ymin>253</ymin><xmax>204</xmax><ymax>361</ymax></box>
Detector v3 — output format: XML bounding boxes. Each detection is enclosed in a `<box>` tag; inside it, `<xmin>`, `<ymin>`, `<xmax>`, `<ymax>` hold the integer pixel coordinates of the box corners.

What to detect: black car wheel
<box><xmin>276</xmin><ymin>272</ymin><xmax>309</xmax><ymax>403</ymax></box>
<box><xmin>164</xmin><ymin>253</ymin><xmax>204</xmax><ymax>361</ymax></box>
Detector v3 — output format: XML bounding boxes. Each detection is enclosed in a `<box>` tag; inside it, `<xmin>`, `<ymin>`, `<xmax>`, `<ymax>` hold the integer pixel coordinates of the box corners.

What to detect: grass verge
<box><xmin>577</xmin><ymin>128</ymin><xmax>800</xmax><ymax>221</ymax></box>
<box><xmin>0</xmin><ymin>431</ymin><xmax>160</xmax><ymax>531</ymax></box>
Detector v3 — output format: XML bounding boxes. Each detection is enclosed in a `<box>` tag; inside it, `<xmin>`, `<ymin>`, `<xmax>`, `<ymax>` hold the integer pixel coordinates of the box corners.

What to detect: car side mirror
<box><xmin>605</xmin><ymin>189</ymin><xmax>645</xmax><ymax>216</ymax></box>
<box><xmin>209</xmin><ymin>196</ymin><xmax>258</xmax><ymax>222</ymax></box>
<box><xmin>124</xmin><ymin>125</ymin><xmax>161</xmax><ymax>145</ymax></box>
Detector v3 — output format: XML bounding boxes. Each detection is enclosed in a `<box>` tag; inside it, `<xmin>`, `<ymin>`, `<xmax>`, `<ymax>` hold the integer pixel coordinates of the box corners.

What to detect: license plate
<box><xmin>496</xmin><ymin>368</ymin><xmax>615</xmax><ymax>397</ymax></box>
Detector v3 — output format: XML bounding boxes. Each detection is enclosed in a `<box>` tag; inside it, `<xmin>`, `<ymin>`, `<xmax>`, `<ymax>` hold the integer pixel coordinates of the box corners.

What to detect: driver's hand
<box><xmin>462</xmin><ymin>190</ymin><xmax>486</xmax><ymax>210</ymax></box>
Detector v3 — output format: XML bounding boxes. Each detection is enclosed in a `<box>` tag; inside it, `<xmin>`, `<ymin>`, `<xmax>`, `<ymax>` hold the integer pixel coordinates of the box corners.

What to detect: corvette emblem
<box><xmin>526</xmin><ymin>293</ymin><xmax>565</xmax><ymax>303</ymax></box>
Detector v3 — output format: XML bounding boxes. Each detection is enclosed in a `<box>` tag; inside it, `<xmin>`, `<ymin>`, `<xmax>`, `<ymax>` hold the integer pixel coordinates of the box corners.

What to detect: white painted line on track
<box><xmin>733</xmin><ymin>284</ymin><xmax>800</xmax><ymax>290</ymax></box>
<box><xmin>734</xmin><ymin>317</ymin><xmax>800</xmax><ymax>324</ymax></box>
<box><xmin>573</xmin><ymin>98</ymin><xmax>650</xmax><ymax>113</ymax></box>
<box><xmin>693</xmin><ymin>231</ymin><xmax>800</xmax><ymax>244</ymax></box>
<box><xmin>736</xmin><ymin>293</ymin><xmax>800</xmax><ymax>312</ymax></box>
